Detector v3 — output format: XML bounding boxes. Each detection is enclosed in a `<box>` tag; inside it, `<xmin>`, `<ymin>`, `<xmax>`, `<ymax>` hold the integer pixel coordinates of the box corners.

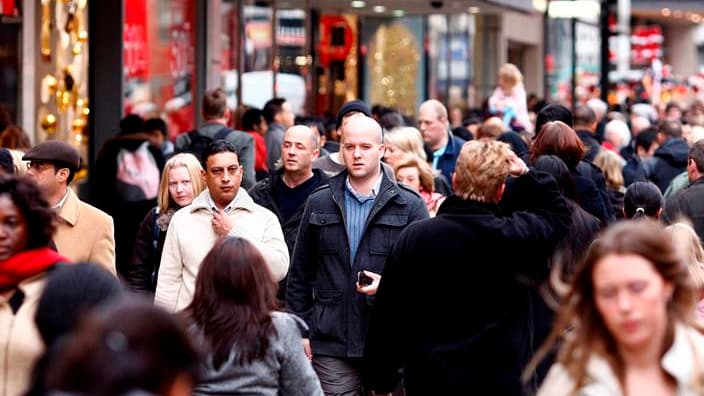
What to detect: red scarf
<box><xmin>0</xmin><ymin>248</ymin><xmax>68</xmax><ymax>290</ymax></box>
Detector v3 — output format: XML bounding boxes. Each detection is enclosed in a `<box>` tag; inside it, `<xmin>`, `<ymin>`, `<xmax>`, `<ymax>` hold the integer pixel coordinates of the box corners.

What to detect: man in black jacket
<box><xmin>574</xmin><ymin>105</ymin><xmax>600</xmax><ymax>163</ymax></box>
<box><xmin>249</xmin><ymin>125</ymin><xmax>328</xmax><ymax>302</ymax></box>
<box><xmin>646</xmin><ymin>119</ymin><xmax>689</xmax><ymax>192</ymax></box>
<box><xmin>363</xmin><ymin>140</ymin><xmax>571</xmax><ymax>395</ymax></box>
<box><xmin>663</xmin><ymin>140</ymin><xmax>704</xmax><ymax>240</ymax></box>
<box><xmin>287</xmin><ymin>116</ymin><xmax>428</xmax><ymax>395</ymax></box>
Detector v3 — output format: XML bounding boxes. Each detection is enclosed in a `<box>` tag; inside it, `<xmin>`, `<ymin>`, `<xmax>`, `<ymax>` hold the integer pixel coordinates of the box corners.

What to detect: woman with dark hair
<box><xmin>623</xmin><ymin>181</ymin><xmax>663</xmax><ymax>219</ymax></box>
<box><xmin>531</xmin><ymin>121</ymin><xmax>614</xmax><ymax>224</ymax></box>
<box><xmin>187</xmin><ymin>236</ymin><xmax>322</xmax><ymax>395</ymax></box>
<box><xmin>535</xmin><ymin>220</ymin><xmax>704</xmax><ymax>395</ymax></box>
<box><xmin>0</xmin><ymin>175</ymin><xmax>68</xmax><ymax>396</ymax></box>
<box><xmin>533</xmin><ymin>155</ymin><xmax>601</xmax><ymax>283</ymax></box>
<box><xmin>46</xmin><ymin>298</ymin><xmax>200</xmax><ymax>396</ymax></box>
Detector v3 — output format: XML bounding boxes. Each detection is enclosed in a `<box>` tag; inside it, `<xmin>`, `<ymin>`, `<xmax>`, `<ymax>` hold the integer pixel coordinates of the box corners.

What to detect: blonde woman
<box><xmin>383</xmin><ymin>126</ymin><xmax>426</xmax><ymax>167</ymax></box>
<box><xmin>394</xmin><ymin>154</ymin><xmax>446</xmax><ymax>217</ymax></box>
<box><xmin>127</xmin><ymin>153</ymin><xmax>206</xmax><ymax>293</ymax></box>
<box><xmin>488</xmin><ymin>63</ymin><xmax>533</xmax><ymax>133</ymax></box>
<box><xmin>536</xmin><ymin>221</ymin><xmax>704</xmax><ymax>396</ymax></box>
<box><xmin>594</xmin><ymin>149</ymin><xmax>627</xmax><ymax>219</ymax></box>
<box><xmin>666</xmin><ymin>221</ymin><xmax>704</xmax><ymax>321</ymax></box>
<box><xmin>384</xmin><ymin>127</ymin><xmax>452</xmax><ymax>195</ymax></box>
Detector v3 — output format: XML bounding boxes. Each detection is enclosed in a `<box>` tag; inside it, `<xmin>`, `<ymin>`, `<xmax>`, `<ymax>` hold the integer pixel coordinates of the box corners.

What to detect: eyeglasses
<box><xmin>27</xmin><ymin>161</ymin><xmax>53</xmax><ymax>172</ymax></box>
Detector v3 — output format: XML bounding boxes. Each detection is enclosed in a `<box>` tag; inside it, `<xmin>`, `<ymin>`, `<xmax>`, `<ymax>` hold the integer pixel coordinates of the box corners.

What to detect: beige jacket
<box><xmin>54</xmin><ymin>189</ymin><xmax>116</xmax><ymax>275</ymax></box>
<box><xmin>539</xmin><ymin>324</ymin><xmax>704</xmax><ymax>396</ymax></box>
<box><xmin>155</xmin><ymin>189</ymin><xmax>289</xmax><ymax>312</ymax></box>
<box><xmin>0</xmin><ymin>274</ymin><xmax>47</xmax><ymax>396</ymax></box>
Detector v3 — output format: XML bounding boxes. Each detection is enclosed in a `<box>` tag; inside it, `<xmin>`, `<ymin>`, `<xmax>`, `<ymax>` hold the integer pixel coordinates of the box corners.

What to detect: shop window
<box><xmin>427</xmin><ymin>14</ymin><xmax>474</xmax><ymax>111</ymax></box>
<box><xmin>220</xmin><ymin>0</ymin><xmax>308</xmax><ymax>117</ymax></box>
<box><xmin>123</xmin><ymin>0</ymin><xmax>196</xmax><ymax>140</ymax></box>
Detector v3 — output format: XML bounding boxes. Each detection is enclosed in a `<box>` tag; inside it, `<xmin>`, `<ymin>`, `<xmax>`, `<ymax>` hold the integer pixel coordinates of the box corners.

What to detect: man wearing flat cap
<box><xmin>24</xmin><ymin>140</ymin><xmax>116</xmax><ymax>275</ymax></box>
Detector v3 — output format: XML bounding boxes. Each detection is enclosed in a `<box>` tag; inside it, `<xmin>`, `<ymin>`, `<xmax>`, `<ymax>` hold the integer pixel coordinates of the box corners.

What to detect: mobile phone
<box><xmin>357</xmin><ymin>271</ymin><xmax>373</xmax><ymax>286</ymax></box>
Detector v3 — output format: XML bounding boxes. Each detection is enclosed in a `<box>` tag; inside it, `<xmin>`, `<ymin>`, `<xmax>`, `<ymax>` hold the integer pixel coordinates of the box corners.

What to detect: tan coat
<box><xmin>0</xmin><ymin>274</ymin><xmax>47</xmax><ymax>396</ymax></box>
<box><xmin>155</xmin><ymin>189</ymin><xmax>289</xmax><ymax>312</ymax></box>
<box><xmin>55</xmin><ymin>189</ymin><xmax>116</xmax><ymax>275</ymax></box>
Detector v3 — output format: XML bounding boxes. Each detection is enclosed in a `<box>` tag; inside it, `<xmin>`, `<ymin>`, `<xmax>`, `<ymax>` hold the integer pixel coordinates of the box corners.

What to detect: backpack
<box><xmin>115</xmin><ymin>141</ymin><xmax>161</xmax><ymax>202</ymax></box>
<box><xmin>178</xmin><ymin>126</ymin><xmax>233</xmax><ymax>161</ymax></box>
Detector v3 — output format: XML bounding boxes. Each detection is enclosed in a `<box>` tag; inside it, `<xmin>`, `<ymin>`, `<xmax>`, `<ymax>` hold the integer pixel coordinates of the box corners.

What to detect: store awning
<box><xmin>311</xmin><ymin>0</ymin><xmax>536</xmax><ymax>16</ymax></box>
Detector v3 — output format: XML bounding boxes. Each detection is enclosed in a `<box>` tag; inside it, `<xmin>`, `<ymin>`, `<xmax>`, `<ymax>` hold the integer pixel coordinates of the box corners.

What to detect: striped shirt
<box><xmin>344</xmin><ymin>173</ymin><xmax>383</xmax><ymax>264</ymax></box>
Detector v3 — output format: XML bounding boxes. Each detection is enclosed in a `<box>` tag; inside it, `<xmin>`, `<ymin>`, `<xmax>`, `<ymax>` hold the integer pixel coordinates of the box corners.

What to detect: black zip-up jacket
<box><xmin>248</xmin><ymin>169</ymin><xmax>329</xmax><ymax>254</ymax></box>
<box><xmin>286</xmin><ymin>166</ymin><xmax>429</xmax><ymax>358</ymax></box>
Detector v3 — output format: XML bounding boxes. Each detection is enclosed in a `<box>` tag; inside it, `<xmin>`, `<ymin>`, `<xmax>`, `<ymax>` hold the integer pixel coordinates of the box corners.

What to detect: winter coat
<box><xmin>647</xmin><ymin>138</ymin><xmax>690</xmax><ymax>192</ymax></box>
<box><xmin>93</xmin><ymin>133</ymin><xmax>165</xmax><ymax>275</ymax></box>
<box><xmin>193</xmin><ymin>312</ymin><xmax>323</xmax><ymax>396</ymax></box>
<box><xmin>248</xmin><ymin>169</ymin><xmax>329</xmax><ymax>302</ymax></box>
<box><xmin>663</xmin><ymin>177</ymin><xmax>704</xmax><ymax>241</ymax></box>
<box><xmin>155</xmin><ymin>189</ymin><xmax>289</xmax><ymax>312</ymax></box>
<box><xmin>0</xmin><ymin>274</ymin><xmax>47</xmax><ymax>396</ymax></box>
<box><xmin>55</xmin><ymin>189</ymin><xmax>115</xmax><ymax>275</ymax></box>
<box><xmin>572</xmin><ymin>161</ymin><xmax>615</xmax><ymax>225</ymax></box>
<box><xmin>286</xmin><ymin>166</ymin><xmax>428</xmax><ymax>358</ymax></box>
<box><xmin>539</xmin><ymin>324</ymin><xmax>704</xmax><ymax>396</ymax></box>
<box><xmin>362</xmin><ymin>170</ymin><xmax>571</xmax><ymax>395</ymax></box>
<box><xmin>248</xmin><ymin>169</ymin><xmax>329</xmax><ymax>255</ymax></box>
<box><xmin>577</xmin><ymin>129</ymin><xmax>601</xmax><ymax>163</ymax></box>
<box><xmin>127</xmin><ymin>207</ymin><xmax>174</xmax><ymax>293</ymax></box>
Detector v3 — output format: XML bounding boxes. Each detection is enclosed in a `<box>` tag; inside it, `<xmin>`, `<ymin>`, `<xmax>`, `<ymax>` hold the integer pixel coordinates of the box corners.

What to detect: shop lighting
<box><xmin>373</xmin><ymin>5</ymin><xmax>386</xmax><ymax>13</ymax></box>
<box><xmin>548</xmin><ymin>0</ymin><xmax>600</xmax><ymax>23</ymax></box>
<box><xmin>393</xmin><ymin>9</ymin><xmax>405</xmax><ymax>17</ymax></box>
<box><xmin>350</xmin><ymin>1</ymin><xmax>366</xmax><ymax>8</ymax></box>
<box><xmin>468</xmin><ymin>6</ymin><xmax>480</xmax><ymax>13</ymax></box>
<box><xmin>692</xmin><ymin>14</ymin><xmax>702</xmax><ymax>23</ymax></box>
<box><xmin>673</xmin><ymin>10</ymin><xmax>683</xmax><ymax>18</ymax></box>
<box><xmin>661</xmin><ymin>8</ymin><xmax>671</xmax><ymax>17</ymax></box>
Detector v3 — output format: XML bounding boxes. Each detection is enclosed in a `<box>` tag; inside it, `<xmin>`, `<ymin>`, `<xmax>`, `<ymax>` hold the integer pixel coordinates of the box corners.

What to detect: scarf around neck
<box><xmin>0</xmin><ymin>247</ymin><xmax>68</xmax><ymax>291</ymax></box>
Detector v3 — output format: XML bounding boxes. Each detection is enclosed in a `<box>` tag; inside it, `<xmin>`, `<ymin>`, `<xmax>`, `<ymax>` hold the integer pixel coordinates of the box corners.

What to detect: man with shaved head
<box><xmin>287</xmin><ymin>115</ymin><xmax>428</xmax><ymax>395</ymax></box>
<box><xmin>249</xmin><ymin>125</ymin><xmax>329</xmax><ymax>303</ymax></box>
<box><xmin>418</xmin><ymin>99</ymin><xmax>466</xmax><ymax>181</ymax></box>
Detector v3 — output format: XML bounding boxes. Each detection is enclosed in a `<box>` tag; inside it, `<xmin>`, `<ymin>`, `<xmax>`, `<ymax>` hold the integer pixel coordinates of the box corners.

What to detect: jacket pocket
<box><xmin>369</xmin><ymin>214</ymin><xmax>408</xmax><ymax>256</ymax></box>
<box><xmin>311</xmin><ymin>289</ymin><xmax>344</xmax><ymax>342</ymax></box>
<box><xmin>309</xmin><ymin>213</ymin><xmax>343</xmax><ymax>254</ymax></box>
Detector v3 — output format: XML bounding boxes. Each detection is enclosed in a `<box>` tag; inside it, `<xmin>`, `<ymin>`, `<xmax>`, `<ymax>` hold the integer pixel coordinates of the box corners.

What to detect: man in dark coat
<box><xmin>249</xmin><ymin>125</ymin><xmax>329</xmax><ymax>302</ymax></box>
<box><xmin>574</xmin><ymin>105</ymin><xmax>601</xmax><ymax>163</ymax></box>
<box><xmin>646</xmin><ymin>119</ymin><xmax>689</xmax><ymax>192</ymax></box>
<box><xmin>363</xmin><ymin>140</ymin><xmax>571</xmax><ymax>395</ymax></box>
<box><xmin>287</xmin><ymin>116</ymin><xmax>428</xmax><ymax>395</ymax></box>
<box><xmin>663</xmin><ymin>140</ymin><xmax>704</xmax><ymax>241</ymax></box>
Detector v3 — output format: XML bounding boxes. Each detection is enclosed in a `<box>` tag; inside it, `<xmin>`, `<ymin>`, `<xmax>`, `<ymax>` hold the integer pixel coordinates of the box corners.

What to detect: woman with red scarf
<box><xmin>0</xmin><ymin>176</ymin><xmax>68</xmax><ymax>396</ymax></box>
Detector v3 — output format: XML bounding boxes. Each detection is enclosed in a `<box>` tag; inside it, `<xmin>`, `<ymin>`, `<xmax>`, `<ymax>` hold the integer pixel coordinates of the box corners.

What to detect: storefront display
<box><xmin>36</xmin><ymin>0</ymin><xmax>90</xmax><ymax>165</ymax></box>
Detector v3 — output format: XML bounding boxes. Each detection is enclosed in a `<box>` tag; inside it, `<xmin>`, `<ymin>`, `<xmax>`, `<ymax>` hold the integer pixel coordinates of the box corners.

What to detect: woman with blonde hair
<box><xmin>489</xmin><ymin>63</ymin><xmax>533</xmax><ymax>133</ymax></box>
<box><xmin>384</xmin><ymin>127</ymin><xmax>452</xmax><ymax>196</ymax></box>
<box><xmin>666</xmin><ymin>221</ymin><xmax>704</xmax><ymax>321</ymax></box>
<box><xmin>535</xmin><ymin>220</ymin><xmax>704</xmax><ymax>396</ymax></box>
<box><xmin>128</xmin><ymin>153</ymin><xmax>206</xmax><ymax>293</ymax></box>
<box><xmin>383</xmin><ymin>126</ymin><xmax>426</xmax><ymax>167</ymax></box>
<box><xmin>594</xmin><ymin>149</ymin><xmax>626</xmax><ymax>219</ymax></box>
<box><xmin>394</xmin><ymin>154</ymin><xmax>446</xmax><ymax>217</ymax></box>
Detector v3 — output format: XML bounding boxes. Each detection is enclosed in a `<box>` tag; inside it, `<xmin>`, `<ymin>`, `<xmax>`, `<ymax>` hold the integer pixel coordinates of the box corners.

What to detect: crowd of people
<box><xmin>4</xmin><ymin>63</ymin><xmax>704</xmax><ymax>396</ymax></box>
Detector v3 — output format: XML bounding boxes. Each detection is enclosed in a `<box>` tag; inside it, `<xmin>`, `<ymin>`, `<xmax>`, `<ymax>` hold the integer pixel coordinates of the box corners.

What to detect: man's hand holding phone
<box><xmin>356</xmin><ymin>270</ymin><xmax>381</xmax><ymax>296</ymax></box>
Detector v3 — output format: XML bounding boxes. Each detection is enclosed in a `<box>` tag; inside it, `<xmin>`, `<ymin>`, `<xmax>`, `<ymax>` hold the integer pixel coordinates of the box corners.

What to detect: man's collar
<box><xmin>53</xmin><ymin>188</ymin><xmax>70</xmax><ymax>210</ymax></box>
<box><xmin>195</xmin><ymin>188</ymin><xmax>256</xmax><ymax>213</ymax></box>
<box><xmin>345</xmin><ymin>171</ymin><xmax>383</xmax><ymax>201</ymax></box>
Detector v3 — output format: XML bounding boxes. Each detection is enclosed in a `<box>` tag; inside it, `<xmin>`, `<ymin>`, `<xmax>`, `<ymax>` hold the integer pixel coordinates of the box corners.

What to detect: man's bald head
<box><xmin>419</xmin><ymin>99</ymin><xmax>448</xmax><ymax>120</ymax></box>
<box><xmin>285</xmin><ymin>125</ymin><xmax>319</xmax><ymax>149</ymax></box>
<box><xmin>342</xmin><ymin>116</ymin><xmax>384</xmax><ymax>144</ymax></box>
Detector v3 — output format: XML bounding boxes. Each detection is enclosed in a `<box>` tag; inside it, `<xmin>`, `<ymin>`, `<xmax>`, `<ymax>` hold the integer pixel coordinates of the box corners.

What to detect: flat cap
<box><xmin>23</xmin><ymin>140</ymin><xmax>81</xmax><ymax>170</ymax></box>
<box><xmin>335</xmin><ymin>100</ymin><xmax>371</xmax><ymax>130</ymax></box>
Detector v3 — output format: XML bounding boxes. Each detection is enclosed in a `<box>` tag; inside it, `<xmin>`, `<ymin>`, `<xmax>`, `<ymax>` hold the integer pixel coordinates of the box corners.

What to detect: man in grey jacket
<box><xmin>176</xmin><ymin>88</ymin><xmax>256</xmax><ymax>188</ymax></box>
